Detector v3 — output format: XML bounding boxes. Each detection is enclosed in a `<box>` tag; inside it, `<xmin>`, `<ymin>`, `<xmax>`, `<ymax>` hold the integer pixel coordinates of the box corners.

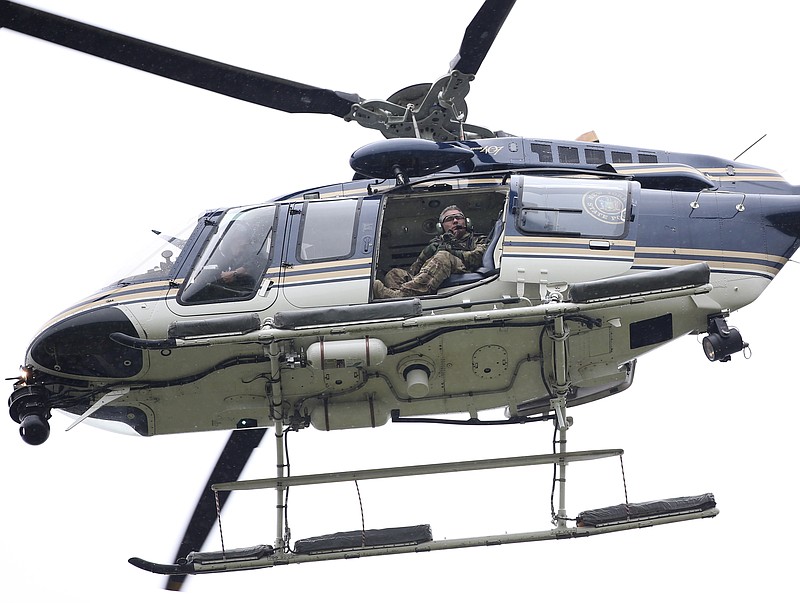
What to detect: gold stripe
<box><xmin>503</xmin><ymin>248</ymin><xmax>635</xmax><ymax>261</ymax></box>
<box><xmin>285</xmin><ymin>257</ymin><xmax>372</xmax><ymax>271</ymax></box>
<box><xmin>68</xmin><ymin>279</ymin><xmax>174</xmax><ymax>306</ymax></box>
<box><xmin>501</xmin><ymin>240</ymin><xmax>783</xmax><ymax>278</ymax></box>
<box><xmin>283</xmin><ymin>267</ymin><xmax>371</xmax><ymax>285</ymax></box>
<box><xmin>504</xmin><ymin>239</ymin><xmax>784</xmax><ymax>268</ymax></box>
<box><xmin>613</xmin><ymin>165</ymin><xmax>702</xmax><ymax>174</ymax></box>
<box><xmin>504</xmin><ymin>235</ymin><xmax>637</xmax><ymax>248</ymax></box>
<box><xmin>632</xmin><ymin>257</ymin><xmax>780</xmax><ymax>277</ymax></box>
<box><xmin>636</xmin><ymin>246</ymin><xmax>786</xmax><ymax>266</ymax></box>
<box><xmin>42</xmin><ymin>284</ymin><xmax>175</xmax><ymax>329</ymax></box>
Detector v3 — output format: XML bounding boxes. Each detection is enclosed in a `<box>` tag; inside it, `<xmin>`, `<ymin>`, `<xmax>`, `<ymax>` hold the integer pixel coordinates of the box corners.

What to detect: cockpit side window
<box><xmin>180</xmin><ymin>205</ymin><xmax>277</xmax><ymax>304</ymax></box>
<box><xmin>296</xmin><ymin>199</ymin><xmax>360</xmax><ymax>261</ymax></box>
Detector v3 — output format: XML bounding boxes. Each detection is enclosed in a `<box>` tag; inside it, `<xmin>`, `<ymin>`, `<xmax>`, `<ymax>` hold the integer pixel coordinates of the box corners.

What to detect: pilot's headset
<box><xmin>436</xmin><ymin>205</ymin><xmax>472</xmax><ymax>234</ymax></box>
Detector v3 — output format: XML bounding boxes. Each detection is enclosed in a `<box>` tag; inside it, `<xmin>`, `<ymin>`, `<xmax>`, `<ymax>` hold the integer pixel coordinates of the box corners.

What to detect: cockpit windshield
<box><xmin>180</xmin><ymin>205</ymin><xmax>278</xmax><ymax>304</ymax></box>
<box><xmin>111</xmin><ymin>219</ymin><xmax>199</xmax><ymax>286</ymax></box>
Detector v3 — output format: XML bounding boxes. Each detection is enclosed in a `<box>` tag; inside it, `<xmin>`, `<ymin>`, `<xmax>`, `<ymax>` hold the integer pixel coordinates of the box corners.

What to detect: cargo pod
<box><xmin>500</xmin><ymin>175</ymin><xmax>639</xmax><ymax>291</ymax></box>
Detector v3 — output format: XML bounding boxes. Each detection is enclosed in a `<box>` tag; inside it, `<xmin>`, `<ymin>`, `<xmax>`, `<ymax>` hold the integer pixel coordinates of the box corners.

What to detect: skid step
<box><xmin>295</xmin><ymin>524</ymin><xmax>433</xmax><ymax>555</ymax></box>
<box><xmin>129</xmin><ymin>544</ymin><xmax>275</xmax><ymax>575</ymax></box>
<box><xmin>577</xmin><ymin>493</ymin><xmax>716</xmax><ymax>528</ymax></box>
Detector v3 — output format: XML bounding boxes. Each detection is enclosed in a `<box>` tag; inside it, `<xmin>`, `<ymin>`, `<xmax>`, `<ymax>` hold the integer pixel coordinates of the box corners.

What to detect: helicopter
<box><xmin>1</xmin><ymin>0</ymin><xmax>794</xmax><ymax>596</ymax></box>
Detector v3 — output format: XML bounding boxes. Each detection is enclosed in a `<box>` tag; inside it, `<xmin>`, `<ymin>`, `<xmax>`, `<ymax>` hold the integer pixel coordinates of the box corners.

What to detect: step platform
<box><xmin>129</xmin><ymin>526</ymin><xmax>432</xmax><ymax>575</ymax></box>
<box><xmin>577</xmin><ymin>493</ymin><xmax>716</xmax><ymax>528</ymax></box>
<box><xmin>294</xmin><ymin>524</ymin><xmax>433</xmax><ymax>554</ymax></box>
<box><xmin>129</xmin><ymin>544</ymin><xmax>275</xmax><ymax>576</ymax></box>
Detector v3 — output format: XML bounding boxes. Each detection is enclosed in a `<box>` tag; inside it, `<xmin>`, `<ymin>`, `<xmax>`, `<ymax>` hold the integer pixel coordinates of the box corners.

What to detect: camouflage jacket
<box><xmin>409</xmin><ymin>231</ymin><xmax>489</xmax><ymax>275</ymax></box>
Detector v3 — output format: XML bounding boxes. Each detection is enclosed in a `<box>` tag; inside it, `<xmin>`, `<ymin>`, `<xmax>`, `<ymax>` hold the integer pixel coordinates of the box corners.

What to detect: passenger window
<box><xmin>515</xmin><ymin>176</ymin><xmax>630</xmax><ymax>238</ymax></box>
<box><xmin>298</xmin><ymin>199</ymin><xmax>359</xmax><ymax>261</ymax></box>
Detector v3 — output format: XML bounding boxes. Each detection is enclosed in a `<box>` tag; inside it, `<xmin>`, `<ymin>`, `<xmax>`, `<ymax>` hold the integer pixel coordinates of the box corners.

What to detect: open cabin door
<box><xmin>500</xmin><ymin>175</ymin><xmax>639</xmax><ymax>291</ymax></box>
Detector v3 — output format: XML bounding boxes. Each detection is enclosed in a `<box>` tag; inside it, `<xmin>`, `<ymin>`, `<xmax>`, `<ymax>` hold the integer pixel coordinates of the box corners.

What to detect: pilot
<box><xmin>181</xmin><ymin>223</ymin><xmax>266</xmax><ymax>304</ymax></box>
<box><xmin>216</xmin><ymin>226</ymin><xmax>258</xmax><ymax>290</ymax></box>
<box><xmin>374</xmin><ymin>205</ymin><xmax>488</xmax><ymax>298</ymax></box>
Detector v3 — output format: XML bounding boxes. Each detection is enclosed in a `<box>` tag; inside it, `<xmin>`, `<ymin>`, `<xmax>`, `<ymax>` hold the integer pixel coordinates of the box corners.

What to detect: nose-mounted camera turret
<box><xmin>702</xmin><ymin>315</ymin><xmax>749</xmax><ymax>362</ymax></box>
<box><xmin>8</xmin><ymin>369</ymin><xmax>52</xmax><ymax>445</ymax></box>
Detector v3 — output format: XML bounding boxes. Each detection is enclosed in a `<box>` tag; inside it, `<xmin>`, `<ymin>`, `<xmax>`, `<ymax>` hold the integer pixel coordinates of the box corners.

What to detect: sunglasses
<box><xmin>441</xmin><ymin>213</ymin><xmax>465</xmax><ymax>224</ymax></box>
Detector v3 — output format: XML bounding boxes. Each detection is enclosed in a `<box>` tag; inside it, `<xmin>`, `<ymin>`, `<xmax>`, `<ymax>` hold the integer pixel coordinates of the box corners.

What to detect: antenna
<box><xmin>734</xmin><ymin>134</ymin><xmax>767</xmax><ymax>161</ymax></box>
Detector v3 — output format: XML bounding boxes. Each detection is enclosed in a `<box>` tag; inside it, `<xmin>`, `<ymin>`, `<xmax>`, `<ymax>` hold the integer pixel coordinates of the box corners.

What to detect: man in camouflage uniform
<box><xmin>373</xmin><ymin>205</ymin><xmax>488</xmax><ymax>298</ymax></box>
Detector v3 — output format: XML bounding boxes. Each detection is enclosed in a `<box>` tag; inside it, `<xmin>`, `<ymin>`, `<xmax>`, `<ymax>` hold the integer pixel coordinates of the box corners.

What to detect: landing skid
<box><xmin>131</xmin><ymin>500</ymin><xmax>717</xmax><ymax>576</ymax></box>
<box><xmin>130</xmin><ymin>317</ymin><xmax>719</xmax><ymax>579</ymax></box>
<box><xmin>129</xmin><ymin>447</ymin><xmax>718</xmax><ymax>577</ymax></box>
<box><xmin>129</xmin><ymin>492</ymin><xmax>718</xmax><ymax>577</ymax></box>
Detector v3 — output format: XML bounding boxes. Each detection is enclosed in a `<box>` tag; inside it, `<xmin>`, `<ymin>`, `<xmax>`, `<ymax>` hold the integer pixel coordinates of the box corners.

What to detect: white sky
<box><xmin>1</xmin><ymin>1</ymin><xmax>798</xmax><ymax>600</ymax></box>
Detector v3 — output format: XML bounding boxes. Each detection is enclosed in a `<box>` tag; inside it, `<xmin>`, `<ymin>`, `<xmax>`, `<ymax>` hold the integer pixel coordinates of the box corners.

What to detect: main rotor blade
<box><xmin>450</xmin><ymin>0</ymin><xmax>516</xmax><ymax>76</ymax></box>
<box><xmin>0</xmin><ymin>2</ymin><xmax>361</xmax><ymax>116</ymax></box>
<box><xmin>165</xmin><ymin>428</ymin><xmax>268</xmax><ymax>592</ymax></box>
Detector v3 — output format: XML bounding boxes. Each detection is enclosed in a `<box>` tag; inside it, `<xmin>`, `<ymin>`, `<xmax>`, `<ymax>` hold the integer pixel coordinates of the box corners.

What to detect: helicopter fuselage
<box><xmin>10</xmin><ymin>136</ymin><xmax>800</xmax><ymax>444</ymax></box>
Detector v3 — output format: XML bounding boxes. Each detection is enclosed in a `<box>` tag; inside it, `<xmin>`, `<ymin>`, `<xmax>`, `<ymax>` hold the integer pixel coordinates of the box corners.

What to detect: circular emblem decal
<box><xmin>582</xmin><ymin>189</ymin><xmax>626</xmax><ymax>224</ymax></box>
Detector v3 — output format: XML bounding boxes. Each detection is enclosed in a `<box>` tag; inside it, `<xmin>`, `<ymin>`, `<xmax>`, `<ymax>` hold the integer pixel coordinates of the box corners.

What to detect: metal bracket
<box><xmin>65</xmin><ymin>387</ymin><xmax>130</xmax><ymax>432</ymax></box>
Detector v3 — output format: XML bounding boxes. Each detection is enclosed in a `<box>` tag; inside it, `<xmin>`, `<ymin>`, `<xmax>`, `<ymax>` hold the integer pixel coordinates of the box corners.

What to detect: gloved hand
<box><xmin>438</xmin><ymin>232</ymin><xmax>455</xmax><ymax>251</ymax></box>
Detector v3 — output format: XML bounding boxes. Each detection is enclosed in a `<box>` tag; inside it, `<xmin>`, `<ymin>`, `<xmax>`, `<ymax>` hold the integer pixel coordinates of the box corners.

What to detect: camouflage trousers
<box><xmin>380</xmin><ymin>250</ymin><xmax>466</xmax><ymax>297</ymax></box>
